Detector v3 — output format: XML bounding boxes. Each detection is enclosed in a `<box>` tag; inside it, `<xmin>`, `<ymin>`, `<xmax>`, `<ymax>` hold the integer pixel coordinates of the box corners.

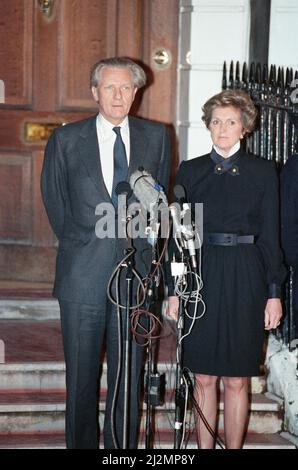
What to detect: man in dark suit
<box><xmin>41</xmin><ymin>57</ymin><xmax>170</xmax><ymax>449</ymax></box>
<box><xmin>281</xmin><ymin>154</ymin><xmax>298</xmax><ymax>339</ymax></box>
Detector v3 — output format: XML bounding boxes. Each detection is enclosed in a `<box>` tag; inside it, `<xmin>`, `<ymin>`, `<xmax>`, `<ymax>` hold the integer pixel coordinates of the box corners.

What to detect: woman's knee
<box><xmin>222</xmin><ymin>376</ymin><xmax>248</xmax><ymax>392</ymax></box>
<box><xmin>195</xmin><ymin>374</ymin><xmax>218</xmax><ymax>388</ymax></box>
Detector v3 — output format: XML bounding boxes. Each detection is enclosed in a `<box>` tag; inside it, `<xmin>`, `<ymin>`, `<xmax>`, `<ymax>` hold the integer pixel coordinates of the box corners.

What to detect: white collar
<box><xmin>97</xmin><ymin>113</ymin><xmax>129</xmax><ymax>132</ymax></box>
<box><xmin>213</xmin><ymin>141</ymin><xmax>241</xmax><ymax>159</ymax></box>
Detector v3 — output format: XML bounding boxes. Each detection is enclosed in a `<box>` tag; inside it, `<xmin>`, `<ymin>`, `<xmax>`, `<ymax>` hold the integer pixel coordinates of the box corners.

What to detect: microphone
<box><xmin>170</xmin><ymin>185</ymin><xmax>197</xmax><ymax>269</ymax></box>
<box><xmin>129</xmin><ymin>168</ymin><xmax>168</xmax><ymax>211</ymax></box>
<box><xmin>130</xmin><ymin>168</ymin><xmax>168</xmax><ymax>246</ymax></box>
<box><xmin>115</xmin><ymin>181</ymin><xmax>132</xmax><ymax>199</ymax></box>
<box><xmin>174</xmin><ymin>184</ymin><xmax>193</xmax><ymax>233</ymax></box>
<box><xmin>115</xmin><ymin>181</ymin><xmax>134</xmax><ymax>239</ymax></box>
<box><xmin>169</xmin><ymin>204</ymin><xmax>197</xmax><ymax>269</ymax></box>
<box><xmin>173</xmin><ymin>184</ymin><xmax>187</xmax><ymax>204</ymax></box>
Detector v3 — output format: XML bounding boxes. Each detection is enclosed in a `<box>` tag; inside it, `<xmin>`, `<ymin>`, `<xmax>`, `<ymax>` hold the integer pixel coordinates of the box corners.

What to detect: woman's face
<box><xmin>209</xmin><ymin>106</ymin><xmax>245</xmax><ymax>157</ymax></box>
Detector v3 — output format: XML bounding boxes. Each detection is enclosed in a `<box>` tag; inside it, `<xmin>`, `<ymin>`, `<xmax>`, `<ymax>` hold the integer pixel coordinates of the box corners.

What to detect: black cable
<box><xmin>183</xmin><ymin>368</ymin><xmax>226</xmax><ymax>449</ymax></box>
<box><xmin>107</xmin><ymin>248</ymin><xmax>146</xmax><ymax>309</ymax></box>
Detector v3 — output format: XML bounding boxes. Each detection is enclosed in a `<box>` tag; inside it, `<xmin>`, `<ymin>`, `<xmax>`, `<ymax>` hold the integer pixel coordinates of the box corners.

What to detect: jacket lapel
<box><xmin>77</xmin><ymin>115</ymin><xmax>111</xmax><ymax>201</ymax></box>
<box><xmin>128</xmin><ymin>117</ymin><xmax>149</xmax><ymax>177</ymax></box>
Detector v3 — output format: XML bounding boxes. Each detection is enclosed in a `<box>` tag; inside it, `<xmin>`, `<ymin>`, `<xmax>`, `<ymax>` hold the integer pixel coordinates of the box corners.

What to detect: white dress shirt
<box><xmin>95</xmin><ymin>114</ymin><xmax>130</xmax><ymax>196</ymax></box>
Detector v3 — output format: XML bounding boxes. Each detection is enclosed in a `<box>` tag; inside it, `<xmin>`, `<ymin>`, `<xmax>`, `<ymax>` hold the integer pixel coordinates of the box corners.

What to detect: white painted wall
<box><xmin>269</xmin><ymin>0</ymin><xmax>298</xmax><ymax>70</ymax></box>
<box><xmin>177</xmin><ymin>0</ymin><xmax>250</xmax><ymax>160</ymax></box>
<box><xmin>177</xmin><ymin>0</ymin><xmax>298</xmax><ymax>160</ymax></box>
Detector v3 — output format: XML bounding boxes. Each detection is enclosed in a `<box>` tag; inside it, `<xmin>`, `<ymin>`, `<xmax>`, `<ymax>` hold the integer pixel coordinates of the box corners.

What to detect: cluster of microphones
<box><xmin>115</xmin><ymin>167</ymin><xmax>197</xmax><ymax>269</ymax></box>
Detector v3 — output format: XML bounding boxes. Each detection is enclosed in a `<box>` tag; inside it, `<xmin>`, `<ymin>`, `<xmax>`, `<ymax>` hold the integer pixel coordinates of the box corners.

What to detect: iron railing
<box><xmin>222</xmin><ymin>60</ymin><xmax>298</xmax><ymax>349</ymax></box>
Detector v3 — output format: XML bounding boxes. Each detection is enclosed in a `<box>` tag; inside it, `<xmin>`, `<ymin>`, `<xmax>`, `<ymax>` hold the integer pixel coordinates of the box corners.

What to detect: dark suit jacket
<box><xmin>41</xmin><ymin>114</ymin><xmax>170</xmax><ymax>304</ymax></box>
<box><xmin>281</xmin><ymin>154</ymin><xmax>298</xmax><ymax>312</ymax></box>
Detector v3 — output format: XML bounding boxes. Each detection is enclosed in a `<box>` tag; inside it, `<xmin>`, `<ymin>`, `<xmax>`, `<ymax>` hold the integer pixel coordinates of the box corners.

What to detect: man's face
<box><xmin>92</xmin><ymin>67</ymin><xmax>137</xmax><ymax>125</ymax></box>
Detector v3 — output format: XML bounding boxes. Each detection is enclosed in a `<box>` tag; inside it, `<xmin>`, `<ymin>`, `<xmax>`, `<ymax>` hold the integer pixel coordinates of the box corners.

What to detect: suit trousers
<box><xmin>59</xmin><ymin>298</ymin><xmax>144</xmax><ymax>449</ymax></box>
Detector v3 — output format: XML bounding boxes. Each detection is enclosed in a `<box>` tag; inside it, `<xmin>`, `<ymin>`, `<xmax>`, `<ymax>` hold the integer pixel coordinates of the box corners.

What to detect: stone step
<box><xmin>0</xmin><ymin>362</ymin><xmax>266</xmax><ymax>394</ymax></box>
<box><xmin>0</xmin><ymin>432</ymin><xmax>66</xmax><ymax>449</ymax></box>
<box><xmin>0</xmin><ymin>390</ymin><xmax>282</xmax><ymax>435</ymax></box>
<box><xmin>0</xmin><ymin>281</ymin><xmax>53</xmax><ymax>301</ymax></box>
<box><xmin>0</xmin><ymin>320</ymin><xmax>64</xmax><ymax>363</ymax></box>
<box><xmin>139</xmin><ymin>430</ymin><xmax>296</xmax><ymax>450</ymax></box>
<box><xmin>0</xmin><ymin>363</ymin><xmax>66</xmax><ymax>391</ymax></box>
<box><xmin>0</xmin><ymin>390</ymin><xmax>278</xmax><ymax>412</ymax></box>
<box><xmin>0</xmin><ymin>299</ymin><xmax>59</xmax><ymax>321</ymax></box>
<box><xmin>0</xmin><ymin>431</ymin><xmax>295</xmax><ymax>449</ymax></box>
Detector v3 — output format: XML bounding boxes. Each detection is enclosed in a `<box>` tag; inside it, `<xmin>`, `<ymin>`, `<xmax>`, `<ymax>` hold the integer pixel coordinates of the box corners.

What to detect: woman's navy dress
<box><xmin>172</xmin><ymin>149</ymin><xmax>285</xmax><ymax>377</ymax></box>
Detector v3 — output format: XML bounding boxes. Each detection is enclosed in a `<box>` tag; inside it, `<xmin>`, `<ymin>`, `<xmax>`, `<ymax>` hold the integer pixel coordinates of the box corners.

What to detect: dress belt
<box><xmin>204</xmin><ymin>232</ymin><xmax>255</xmax><ymax>246</ymax></box>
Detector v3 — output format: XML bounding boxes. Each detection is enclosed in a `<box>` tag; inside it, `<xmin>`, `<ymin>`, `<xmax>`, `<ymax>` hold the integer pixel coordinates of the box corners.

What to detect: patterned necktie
<box><xmin>111</xmin><ymin>126</ymin><xmax>128</xmax><ymax>206</ymax></box>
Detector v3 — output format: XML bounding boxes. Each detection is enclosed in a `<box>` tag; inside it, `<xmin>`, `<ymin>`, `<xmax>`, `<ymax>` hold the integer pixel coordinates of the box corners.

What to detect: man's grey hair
<box><xmin>90</xmin><ymin>57</ymin><xmax>147</xmax><ymax>89</ymax></box>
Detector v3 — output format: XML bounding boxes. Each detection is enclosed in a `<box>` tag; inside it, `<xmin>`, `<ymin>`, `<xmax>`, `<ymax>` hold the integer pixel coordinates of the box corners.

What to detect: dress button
<box><xmin>230</xmin><ymin>165</ymin><xmax>239</xmax><ymax>175</ymax></box>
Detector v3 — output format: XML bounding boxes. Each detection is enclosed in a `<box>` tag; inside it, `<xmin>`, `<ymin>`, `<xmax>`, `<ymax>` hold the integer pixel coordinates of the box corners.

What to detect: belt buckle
<box><xmin>223</xmin><ymin>233</ymin><xmax>236</xmax><ymax>246</ymax></box>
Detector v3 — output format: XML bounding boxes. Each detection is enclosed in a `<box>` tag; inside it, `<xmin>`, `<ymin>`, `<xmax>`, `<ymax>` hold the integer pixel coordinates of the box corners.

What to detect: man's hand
<box><xmin>264</xmin><ymin>298</ymin><xmax>283</xmax><ymax>330</ymax></box>
<box><xmin>166</xmin><ymin>296</ymin><xmax>179</xmax><ymax>321</ymax></box>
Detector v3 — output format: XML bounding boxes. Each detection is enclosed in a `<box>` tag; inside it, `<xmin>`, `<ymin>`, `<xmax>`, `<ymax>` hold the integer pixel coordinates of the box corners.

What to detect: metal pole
<box><xmin>122</xmin><ymin>254</ymin><xmax>133</xmax><ymax>449</ymax></box>
<box><xmin>174</xmin><ymin>288</ymin><xmax>185</xmax><ymax>449</ymax></box>
<box><xmin>122</xmin><ymin>212</ymin><xmax>134</xmax><ymax>449</ymax></box>
<box><xmin>145</xmin><ymin>329</ymin><xmax>153</xmax><ymax>449</ymax></box>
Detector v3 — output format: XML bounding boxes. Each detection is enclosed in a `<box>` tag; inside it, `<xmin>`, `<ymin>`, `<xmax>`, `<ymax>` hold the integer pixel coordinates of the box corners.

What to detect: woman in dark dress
<box><xmin>167</xmin><ymin>90</ymin><xmax>284</xmax><ymax>449</ymax></box>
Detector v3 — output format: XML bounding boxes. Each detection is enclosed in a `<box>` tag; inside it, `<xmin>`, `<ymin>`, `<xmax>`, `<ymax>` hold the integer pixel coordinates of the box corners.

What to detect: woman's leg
<box><xmin>222</xmin><ymin>376</ymin><xmax>249</xmax><ymax>449</ymax></box>
<box><xmin>194</xmin><ymin>374</ymin><xmax>219</xmax><ymax>449</ymax></box>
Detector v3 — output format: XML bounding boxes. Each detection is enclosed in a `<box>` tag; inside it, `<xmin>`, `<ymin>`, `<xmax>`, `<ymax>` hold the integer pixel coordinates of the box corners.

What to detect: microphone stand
<box><xmin>144</xmin><ymin>254</ymin><xmax>162</xmax><ymax>449</ymax></box>
<box><xmin>173</xmin><ymin>266</ymin><xmax>186</xmax><ymax>449</ymax></box>
<box><xmin>122</xmin><ymin>214</ymin><xmax>135</xmax><ymax>450</ymax></box>
<box><xmin>173</xmin><ymin>252</ymin><xmax>193</xmax><ymax>449</ymax></box>
<box><xmin>170</xmin><ymin>185</ymin><xmax>198</xmax><ymax>448</ymax></box>
<box><xmin>144</xmin><ymin>281</ymin><xmax>155</xmax><ymax>449</ymax></box>
<box><xmin>144</xmin><ymin>206</ymin><xmax>164</xmax><ymax>448</ymax></box>
<box><xmin>115</xmin><ymin>184</ymin><xmax>136</xmax><ymax>450</ymax></box>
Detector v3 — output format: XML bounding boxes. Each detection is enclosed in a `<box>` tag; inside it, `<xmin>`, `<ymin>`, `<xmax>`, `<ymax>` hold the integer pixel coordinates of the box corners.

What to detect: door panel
<box><xmin>140</xmin><ymin>0</ymin><xmax>179</xmax><ymax>122</ymax></box>
<box><xmin>0</xmin><ymin>0</ymin><xmax>179</xmax><ymax>282</ymax></box>
<box><xmin>0</xmin><ymin>152</ymin><xmax>31</xmax><ymax>240</ymax></box>
<box><xmin>58</xmin><ymin>0</ymin><xmax>117</xmax><ymax>109</ymax></box>
<box><xmin>0</xmin><ymin>1</ymin><xmax>34</xmax><ymax>107</ymax></box>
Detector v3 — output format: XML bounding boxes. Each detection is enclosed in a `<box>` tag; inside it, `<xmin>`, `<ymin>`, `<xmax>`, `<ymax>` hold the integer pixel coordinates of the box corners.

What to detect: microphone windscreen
<box><xmin>130</xmin><ymin>170</ymin><xmax>167</xmax><ymax>212</ymax></box>
<box><xmin>115</xmin><ymin>181</ymin><xmax>132</xmax><ymax>198</ymax></box>
<box><xmin>173</xmin><ymin>184</ymin><xmax>186</xmax><ymax>201</ymax></box>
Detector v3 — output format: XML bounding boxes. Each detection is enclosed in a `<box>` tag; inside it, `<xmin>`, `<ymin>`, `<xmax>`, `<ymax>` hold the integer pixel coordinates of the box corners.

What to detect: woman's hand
<box><xmin>166</xmin><ymin>296</ymin><xmax>180</xmax><ymax>321</ymax></box>
<box><xmin>264</xmin><ymin>298</ymin><xmax>283</xmax><ymax>330</ymax></box>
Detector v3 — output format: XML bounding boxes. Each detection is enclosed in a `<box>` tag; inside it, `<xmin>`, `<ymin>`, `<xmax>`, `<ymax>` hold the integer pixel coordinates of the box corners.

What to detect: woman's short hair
<box><xmin>202</xmin><ymin>90</ymin><xmax>258</xmax><ymax>133</ymax></box>
<box><xmin>90</xmin><ymin>57</ymin><xmax>147</xmax><ymax>89</ymax></box>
